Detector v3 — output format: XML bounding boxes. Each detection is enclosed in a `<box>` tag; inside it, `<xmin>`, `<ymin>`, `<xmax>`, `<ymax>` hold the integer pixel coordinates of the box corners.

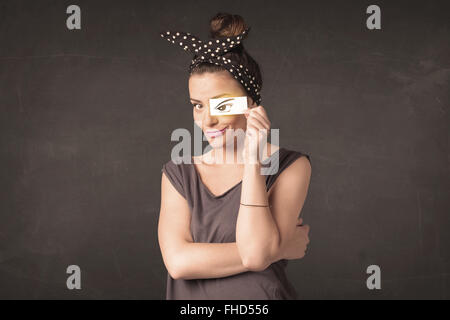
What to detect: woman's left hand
<box><xmin>243</xmin><ymin>105</ymin><xmax>271</xmax><ymax>164</ymax></box>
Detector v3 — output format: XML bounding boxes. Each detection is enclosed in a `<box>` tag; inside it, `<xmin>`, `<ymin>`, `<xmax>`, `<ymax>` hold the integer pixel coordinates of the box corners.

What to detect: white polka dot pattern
<box><xmin>159</xmin><ymin>26</ymin><xmax>261</xmax><ymax>105</ymax></box>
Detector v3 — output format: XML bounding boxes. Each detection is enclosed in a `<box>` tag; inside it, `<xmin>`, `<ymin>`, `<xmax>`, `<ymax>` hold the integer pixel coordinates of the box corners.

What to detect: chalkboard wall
<box><xmin>0</xmin><ymin>0</ymin><xmax>449</xmax><ymax>299</ymax></box>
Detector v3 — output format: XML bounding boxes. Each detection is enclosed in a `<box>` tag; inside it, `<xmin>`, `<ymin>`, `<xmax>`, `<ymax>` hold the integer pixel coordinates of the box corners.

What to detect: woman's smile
<box><xmin>205</xmin><ymin>127</ymin><xmax>228</xmax><ymax>138</ymax></box>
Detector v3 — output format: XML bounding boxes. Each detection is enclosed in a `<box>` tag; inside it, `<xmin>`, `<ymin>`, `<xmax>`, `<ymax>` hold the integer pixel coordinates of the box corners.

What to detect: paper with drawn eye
<box><xmin>209</xmin><ymin>96</ymin><xmax>248</xmax><ymax>116</ymax></box>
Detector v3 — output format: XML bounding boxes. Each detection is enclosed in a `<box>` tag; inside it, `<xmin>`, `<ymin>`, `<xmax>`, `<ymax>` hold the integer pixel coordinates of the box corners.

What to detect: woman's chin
<box><xmin>207</xmin><ymin>137</ymin><xmax>225</xmax><ymax>148</ymax></box>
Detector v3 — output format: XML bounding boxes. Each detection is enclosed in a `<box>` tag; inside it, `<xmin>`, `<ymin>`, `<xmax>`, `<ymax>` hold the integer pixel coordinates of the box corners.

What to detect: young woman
<box><xmin>159</xmin><ymin>13</ymin><xmax>312</xmax><ymax>300</ymax></box>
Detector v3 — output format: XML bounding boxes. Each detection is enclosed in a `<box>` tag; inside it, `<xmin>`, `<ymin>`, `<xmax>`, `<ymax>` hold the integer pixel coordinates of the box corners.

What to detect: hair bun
<box><xmin>209</xmin><ymin>12</ymin><xmax>248</xmax><ymax>39</ymax></box>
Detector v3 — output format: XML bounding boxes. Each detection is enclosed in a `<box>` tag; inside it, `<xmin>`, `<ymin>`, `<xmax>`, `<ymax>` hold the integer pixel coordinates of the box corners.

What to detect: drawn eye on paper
<box><xmin>209</xmin><ymin>96</ymin><xmax>248</xmax><ymax>116</ymax></box>
<box><xmin>214</xmin><ymin>98</ymin><xmax>235</xmax><ymax>113</ymax></box>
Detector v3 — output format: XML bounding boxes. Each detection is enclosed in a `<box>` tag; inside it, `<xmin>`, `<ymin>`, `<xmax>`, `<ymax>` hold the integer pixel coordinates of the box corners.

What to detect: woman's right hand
<box><xmin>279</xmin><ymin>218</ymin><xmax>310</xmax><ymax>260</ymax></box>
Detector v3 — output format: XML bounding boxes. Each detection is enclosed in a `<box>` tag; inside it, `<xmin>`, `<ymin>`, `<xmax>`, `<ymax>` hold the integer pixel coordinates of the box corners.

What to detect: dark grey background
<box><xmin>0</xmin><ymin>0</ymin><xmax>449</xmax><ymax>299</ymax></box>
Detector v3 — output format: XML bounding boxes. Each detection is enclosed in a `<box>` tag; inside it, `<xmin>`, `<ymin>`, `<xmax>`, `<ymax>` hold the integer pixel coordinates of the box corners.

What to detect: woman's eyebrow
<box><xmin>190</xmin><ymin>93</ymin><xmax>233</xmax><ymax>102</ymax></box>
<box><xmin>216</xmin><ymin>98</ymin><xmax>235</xmax><ymax>107</ymax></box>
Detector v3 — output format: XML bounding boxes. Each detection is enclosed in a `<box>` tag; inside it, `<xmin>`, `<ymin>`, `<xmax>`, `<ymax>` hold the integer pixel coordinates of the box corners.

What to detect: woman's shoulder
<box><xmin>278</xmin><ymin>146</ymin><xmax>311</xmax><ymax>166</ymax></box>
<box><xmin>161</xmin><ymin>156</ymin><xmax>193</xmax><ymax>200</ymax></box>
<box><xmin>278</xmin><ymin>147</ymin><xmax>312</xmax><ymax>182</ymax></box>
<box><xmin>162</xmin><ymin>155</ymin><xmax>193</xmax><ymax>167</ymax></box>
<box><xmin>265</xmin><ymin>146</ymin><xmax>311</xmax><ymax>193</ymax></box>
<box><xmin>161</xmin><ymin>155</ymin><xmax>193</xmax><ymax>178</ymax></box>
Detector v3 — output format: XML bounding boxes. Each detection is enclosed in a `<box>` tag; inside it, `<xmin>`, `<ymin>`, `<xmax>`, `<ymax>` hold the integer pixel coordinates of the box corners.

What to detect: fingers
<box><xmin>246</xmin><ymin>123</ymin><xmax>261</xmax><ymax>138</ymax></box>
<box><xmin>294</xmin><ymin>224</ymin><xmax>310</xmax><ymax>241</ymax></box>
<box><xmin>248</xmin><ymin>110</ymin><xmax>270</xmax><ymax>129</ymax></box>
<box><xmin>247</xmin><ymin>117</ymin><xmax>269</xmax><ymax>135</ymax></box>
<box><xmin>303</xmin><ymin>225</ymin><xmax>310</xmax><ymax>245</ymax></box>
<box><xmin>246</xmin><ymin>106</ymin><xmax>271</xmax><ymax>130</ymax></box>
<box><xmin>303</xmin><ymin>224</ymin><xmax>310</xmax><ymax>235</ymax></box>
<box><xmin>248</xmin><ymin>117</ymin><xmax>269</xmax><ymax>132</ymax></box>
<box><xmin>297</xmin><ymin>224</ymin><xmax>310</xmax><ymax>244</ymax></box>
<box><xmin>252</xmin><ymin>105</ymin><xmax>269</xmax><ymax>121</ymax></box>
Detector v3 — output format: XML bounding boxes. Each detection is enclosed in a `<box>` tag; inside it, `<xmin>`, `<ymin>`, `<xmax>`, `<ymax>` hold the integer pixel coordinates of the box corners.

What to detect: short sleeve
<box><xmin>161</xmin><ymin>160</ymin><xmax>187</xmax><ymax>200</ymax></box>
<box><xmin>302</xmin><ymin>153</ymin><xmax>311</xmax><ymax>166</ymax></box>
<box><xmin>265</xmin><ymin>149</ymin><xmax>311</xmax><ymax>191</ymax></box>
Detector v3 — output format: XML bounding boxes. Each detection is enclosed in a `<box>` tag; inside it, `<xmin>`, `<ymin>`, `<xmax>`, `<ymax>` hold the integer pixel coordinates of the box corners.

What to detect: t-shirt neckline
<box><xmin>191</xmin><ymin>147</ymin><xmax>284</xmax><ymax>199</ymax></box>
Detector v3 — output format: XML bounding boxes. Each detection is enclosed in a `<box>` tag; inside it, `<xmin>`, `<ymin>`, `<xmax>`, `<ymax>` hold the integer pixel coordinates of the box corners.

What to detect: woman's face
<box><xmin>189</xmin><ymin>70</ymin><xmax>257</xmax><ymax>150</ymax></box>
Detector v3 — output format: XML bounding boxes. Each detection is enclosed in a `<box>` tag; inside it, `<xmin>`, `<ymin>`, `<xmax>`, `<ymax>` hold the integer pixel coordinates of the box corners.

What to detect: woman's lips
<box><xmin>206</xmin><ymin>127</ymin><xmax>227</xmax><ymax>138</ymax></box>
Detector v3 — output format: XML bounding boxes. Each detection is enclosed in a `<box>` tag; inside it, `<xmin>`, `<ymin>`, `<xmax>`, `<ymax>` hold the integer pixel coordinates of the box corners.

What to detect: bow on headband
<box><xmin>159</xmin><ymin>27</ymin><xmax>262</xmax><ymax>105</ymax></box>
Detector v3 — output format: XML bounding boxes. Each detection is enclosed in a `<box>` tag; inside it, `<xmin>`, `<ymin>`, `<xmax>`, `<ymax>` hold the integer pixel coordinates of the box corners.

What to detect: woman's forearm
<box><xmin>174</xmin><ymin>241</ymin><xmax>250</xmax><ymax>280</ymax></box>
<box><xmin>236</xmin><ymin>163</ymin><xmax>280</xmax><ymax>270</ymax></box>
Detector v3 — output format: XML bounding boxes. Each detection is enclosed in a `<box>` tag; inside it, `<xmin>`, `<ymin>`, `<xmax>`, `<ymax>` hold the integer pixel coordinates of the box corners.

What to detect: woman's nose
<box><xmin>202</xmin><ymin>106</ymin><xmax>218</xmax><ymax>126</ymax></box>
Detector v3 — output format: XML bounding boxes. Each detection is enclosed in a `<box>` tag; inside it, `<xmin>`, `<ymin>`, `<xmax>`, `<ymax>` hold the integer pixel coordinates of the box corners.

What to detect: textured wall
<box><xmin>0</xmin><ymin>0</ymin><xmax>449</xmax><ymax>299</ymax></box>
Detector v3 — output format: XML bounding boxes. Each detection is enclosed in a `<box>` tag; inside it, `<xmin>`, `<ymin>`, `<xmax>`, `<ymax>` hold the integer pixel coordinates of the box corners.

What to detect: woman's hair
<box><xmin>190</xmin><ymin>13</ymin><xmax>263</xmax><ymax>98</ymax></box>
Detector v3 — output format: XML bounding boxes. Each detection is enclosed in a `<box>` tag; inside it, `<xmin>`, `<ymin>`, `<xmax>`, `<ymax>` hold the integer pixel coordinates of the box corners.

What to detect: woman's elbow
<box><xmin>166</xmin><ymin>255</ymin><xmax>186</xmax><ymax>280</ymax></box>
<box><xmin>168</xmin><ymin>266</ymin><xmax>183</xmax><ymax>280</ymax></box>
<box><xmin>241</xmin><ymin>252</ymin><xmax>271</xmax><ymax>272</ymax></box>
<box><xmin>239</xmin><ymin>241</ymin><xmax>279</xmax><ymax>272</ymax></box>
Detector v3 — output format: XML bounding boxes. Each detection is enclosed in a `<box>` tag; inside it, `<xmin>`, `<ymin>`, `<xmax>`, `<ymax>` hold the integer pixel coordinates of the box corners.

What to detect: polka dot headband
<box><xmin>159</xmin><ymin>27</ymin><xmax>262</xmax><ymax>105</ymax></box>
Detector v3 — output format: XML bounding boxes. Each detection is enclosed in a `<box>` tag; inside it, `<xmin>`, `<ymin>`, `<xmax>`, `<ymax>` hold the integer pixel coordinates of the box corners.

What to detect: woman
<box><xmin>158</xmin><ymin>13</ymin><xmax>312</xmax><ymax>300</ymax></box>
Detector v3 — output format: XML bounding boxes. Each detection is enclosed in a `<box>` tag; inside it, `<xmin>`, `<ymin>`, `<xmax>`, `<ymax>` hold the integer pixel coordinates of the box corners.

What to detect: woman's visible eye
<box><xmin>214</xmin><ymin>103</ymin><xmax>233</xmax><ymax>113</ymax></box>
<box><xmin>192</xmin><ymin>103</ymin><xmax>202</xmax><ymax>110</ymax></box>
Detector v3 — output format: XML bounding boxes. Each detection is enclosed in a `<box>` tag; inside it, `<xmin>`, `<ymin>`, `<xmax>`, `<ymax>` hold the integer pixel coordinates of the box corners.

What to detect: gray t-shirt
<box><xmin>161</xmin><ymin>147</ymin><xmax>311</xmax><ymax>300</ymax></box>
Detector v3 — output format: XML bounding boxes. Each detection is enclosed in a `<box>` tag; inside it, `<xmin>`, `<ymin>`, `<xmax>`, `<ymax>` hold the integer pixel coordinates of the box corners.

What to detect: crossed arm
<box><xmin>158</xmin><ymin>174</ymin><xmax>248</xmax><ymax>280</ymax></box>
<box><xmin>158</xmin><ymin>156</ymin><xmax>311</xmax><ymax>280</ymax></box>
